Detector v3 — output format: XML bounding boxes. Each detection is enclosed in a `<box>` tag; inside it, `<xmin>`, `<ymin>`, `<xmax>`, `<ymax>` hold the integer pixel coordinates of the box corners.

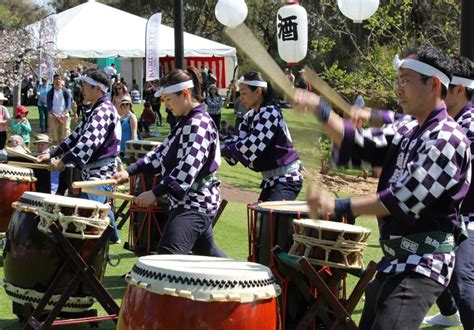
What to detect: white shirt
<box><xmin>52</xmin><ymin>89</ymin><xmax>65</xmax><ymax>115</ymax></box>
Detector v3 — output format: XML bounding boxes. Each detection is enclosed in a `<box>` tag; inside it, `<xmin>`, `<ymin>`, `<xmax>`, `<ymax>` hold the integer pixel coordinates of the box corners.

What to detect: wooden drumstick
<box><xmin>7</xmin><ymin>161</ymin><xmax>50</xmax><ymax>170</ymax></box>
<box><xmin>81</xmin><ymin>187</ymin><xmax>135</xmax><ymax>202</ymax></box>
<box><xmin>225</xmin><ymin>24</ymin><xmax>295</xmax><ymax>101</ymax></box>
<box><xmin>303</xmin><ymin>65</ymin><xmax>352</xmax><ymax>116</ymax></box>
<box><xmin>5</xmin><ymin>147</ymin><xmax>40</xmax><ymax>163</ymax></box>
<box><xmin>72</xmin><ymin>179</ymin><xmax>118</xmax><ymax>189</ymax></box>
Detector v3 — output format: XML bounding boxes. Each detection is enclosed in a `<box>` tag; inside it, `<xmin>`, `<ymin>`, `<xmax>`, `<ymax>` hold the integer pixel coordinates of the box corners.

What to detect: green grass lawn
<box><xmin>0</xmin><ymin>105</ymin><xmax>460</xmax><ymax>329</ymax></box>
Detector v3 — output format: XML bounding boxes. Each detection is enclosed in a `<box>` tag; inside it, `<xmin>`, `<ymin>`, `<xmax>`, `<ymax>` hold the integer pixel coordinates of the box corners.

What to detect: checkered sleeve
<box><xmin>333</xmin><ymin>118</ymin><xmax>399</xmax><ymax>168</ymax></box>
<box><xmin>161</xmin><ymin>116</ymin><xmax>214</xmax><ymax>199</ymax></box>
<box><xmin>224</xmin><ymin>105</ymin><xmax>280</xmax><ymax>167</ymax></box>
<box><xmin>61</xmin><ymin>108</ymin><xmax>116</xmax><ymax>167</ymax></box>
<box><xmin>379</xmin><ymin>122</ymin><xmax>471</xmax><ymax>219</ymax></box>
<box><xmin>131</xmin><ymin>139</ymin><xmax>168</xmax><ymax>175</ymax></box>
<box><xmin>51</xmin><ymin>121</ymin><xmax>83</xmax><ymax>158</ymax></box>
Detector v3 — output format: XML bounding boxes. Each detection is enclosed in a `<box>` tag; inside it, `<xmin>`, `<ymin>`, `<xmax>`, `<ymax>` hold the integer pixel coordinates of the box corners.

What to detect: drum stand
<box><xmin>272</xmin><ymin>246</ymin><xmax>377</xmax><ymax>330</ymax></box>
<box><xmin>23</xmin><ymin>224</ymin><xmax>120</xmax><ymax>329</ymax></box>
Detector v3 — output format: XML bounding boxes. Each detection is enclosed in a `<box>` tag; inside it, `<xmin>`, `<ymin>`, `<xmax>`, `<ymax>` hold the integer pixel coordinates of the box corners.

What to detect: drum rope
<box><xmin>36</xmin><ymin>203</ymin><xmax>108</xmax><ymax>238</ymax></box>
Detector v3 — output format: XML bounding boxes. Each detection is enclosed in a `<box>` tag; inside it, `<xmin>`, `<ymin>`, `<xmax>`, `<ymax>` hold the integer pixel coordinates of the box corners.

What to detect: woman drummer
<box><xmin>113</xmin><ymin>67</ymin><xmax>225</xmax><ymax>257</ymax></box>
<box><xmin>221</xmin><ymin>71</ymin><xmax>303</xmax><ymax>201</ymax></box>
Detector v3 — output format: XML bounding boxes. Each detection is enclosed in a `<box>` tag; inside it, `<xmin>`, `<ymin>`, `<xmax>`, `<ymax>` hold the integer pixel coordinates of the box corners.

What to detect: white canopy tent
<box><xmin>28</xmin><ymin>0</ymin><xmax>237</xmax><ymax>89</ymax></box>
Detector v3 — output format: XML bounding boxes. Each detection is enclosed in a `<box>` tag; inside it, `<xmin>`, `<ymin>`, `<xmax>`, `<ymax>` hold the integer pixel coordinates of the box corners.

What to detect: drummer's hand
<box><xmin>36</xmin><ymin>153</ymin><xmax>50</xmax><ymax>163</ymax></box>
<box><xmin>134</xmin><ymin>191</ymin><xmax>157</xmax><ymax>208</ymax></box>
<box><xmin>306</xmin><ymin>183</ymin><xmax>335</xmax><ymax>217</ymax></box>
<box><xmin>49</xmin><ymin>158</ymin><xmax>64</xmax><ymax>171</ymax></box>
<box><xmin>292</xmin><ymin>89</ymin><xmax>322</xmax><ymax>115</ymax></box>
<box><xmin>350</xmin><ymin>106</ymin><xmax>370</xmax><ymax>128</ymax></box>
<box><xmin>113</xmin><ymin>170</ymin><xmax>129</xmax><ymax>184</ymax></box>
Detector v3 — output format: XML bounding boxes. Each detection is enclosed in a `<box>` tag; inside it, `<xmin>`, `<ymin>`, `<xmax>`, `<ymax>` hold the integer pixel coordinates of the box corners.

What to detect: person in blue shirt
<box><xmin>36</xmin><ymin>78</ymin><xmax>51</xmax><ymax>133</ymax></box>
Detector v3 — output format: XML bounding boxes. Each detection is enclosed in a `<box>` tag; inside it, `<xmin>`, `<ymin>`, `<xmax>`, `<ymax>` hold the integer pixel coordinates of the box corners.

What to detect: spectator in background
<box><xmin>112</xmin><ymin>82</ymin><xmax>129</xmax><ymax>111</ymax></box>
<box><xmin>131</xmin><ymin>79</ymin><xmax>140</xmax><ymax>92</ymax></box>
<box><xmin>148</xmin><ymin>80</ymin><xmax>163</xmax><ymax>126</ymax></box>
<box><xmin>130</xmin><ymin>87</ymin><xmax>141</xmax><ymax>104</ymax></box>
<box><xmin>47</xmin><ymin>74</ymin><xmax>72</xmax><ymax>145</ymax></box>
<box><xmin>205</xmin><ymin>84</ymin><xmax>223</xmax><ymax>132</ymax></box>
<box><xmin>138</xmin><ymin>102</ymin><xmax>156</xmax><ymax>138</ymax></box>
<box><xmin>233</xmin><ymin>90</ymin><xmax>250</xmax><ymax>133</ymax></box>
<box><xmin>0</xmin><ymin>93</ymin><xmax>11</xmax><ymax>149</ymax></box>
<box><xmin>37</xmin><ymin>77</ymin><xmax>51</xmax><ymax>133</ymax></box>
<box><xmin>200</xmin><ymin>65</ymin><xmax>209</xmax><ymax>97</ymax></box>
<box><xmin>5</xmin><ymin>135</ymin><xmax>29</xmax><ymax>153</ymax></box>
<box><xmin>284</xmin><ymin>68</ymin><xmax>295</xmax><ymax>86</ymax></box>
<box><xmin>103</xmin><ymin>63</ymin><xmax>117</xmax><ymax>82</ymax></box>
<box><xmin>207</xmin><ymin>69</ymin><xmax>217</xmax><ymax>86</ymax></box>
<box><xmin>118</xmin><ymin>95</ymin><xmax>138</xmax><ymax>157</ymax></box>
<box><xmin>11</xmin><ymin>105</ymin><xmax>31</xmax><ymax>147</ymax></box>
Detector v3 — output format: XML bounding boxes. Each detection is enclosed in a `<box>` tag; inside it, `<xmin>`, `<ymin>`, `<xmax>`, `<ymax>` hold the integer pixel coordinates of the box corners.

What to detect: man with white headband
<box><xmin>349</xmin><ymin>55</ymin><xmax>474</xmax><ymax>329</ymax></box>
<box><xmin>46</xmin><ymin>74</ymin><xmax>72</xmax><ymax>145</ymax></box>
<box><xmin>38</xmin><ymin>68</ymin><xmax>122</xmax><ymax>244</ymax></box>
<box><xmin>293</xmin><ymin>45</ymin><xmax>471</xmax><ymax>329</ymax></box>
<box><xmin>221</xmin><ymin>71</ymin><xmax>303</xmax><ymax>202</ymax></box>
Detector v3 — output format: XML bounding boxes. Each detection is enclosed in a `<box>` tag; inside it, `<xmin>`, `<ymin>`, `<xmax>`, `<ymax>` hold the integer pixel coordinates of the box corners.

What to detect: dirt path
<box><xmin>220</xmin><ymin>171</ymin><xmax>378</xmax><ymax>203</ymax></box>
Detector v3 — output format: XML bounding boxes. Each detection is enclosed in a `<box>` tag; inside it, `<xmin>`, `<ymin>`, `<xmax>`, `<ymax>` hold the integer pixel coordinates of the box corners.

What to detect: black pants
<box><xmin>259</xmin><ymin>180</ymin><xmax>302</xmax><ymax>202</ymax></box>
<box><xmin>210</xmin><ymin>113</ymin><xmax>221</xmax><ymax>133</ymax></box>
<box><xmin>157</xmin><ymin>208</ymin><xmax>226</xmax><ymax>257</ymax></box>
<box><xmin>0</xmin><ymin>131</ymin><xmax>6</xmax><ymax>149</ymax></box>
<box><xmin>151</xmin><ymin>102</ymin><xmax>162</xmax><ymax>125</ymax></box>
<box><xmin>360</xmin><ymin>271</ymin><xmax>445</xmax><ymax>330</ymax></box>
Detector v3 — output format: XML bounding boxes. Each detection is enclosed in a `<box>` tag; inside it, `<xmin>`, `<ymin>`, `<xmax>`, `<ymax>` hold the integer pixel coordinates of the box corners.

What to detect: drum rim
<box><xmin>0</xmin><ymin>163</ymin><xmax>35</xmax><ymax>174</ymax></box>
<box><xmin>250</xmin><ymin>200</ymin><xmax>310</xmax><ymax>215</ymax></box>
<box><xmin>293</xmin><ymin>218</ymin><xmax>371</xmax><ymax>234</ymax></box>
<box><xmin>19</xmin><ymin>191</ymin><xmax>110</xmax><ymax>210</ymax></box>
<box><xmin>127</xmin><ymin>255</ymin><xmax>281</xmax><ymax>303</ymax></box>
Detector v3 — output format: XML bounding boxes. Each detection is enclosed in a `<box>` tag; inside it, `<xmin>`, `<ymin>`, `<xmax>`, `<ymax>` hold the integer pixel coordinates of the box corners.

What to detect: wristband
<box><xmin>335</xmin><ymin>198</ymin><xmax>355</xmax><ymax>224</ymax></box>
<box><xmin>314</xmin><ymin>98</ymin><xmax>331</xmax><ymax>123</ymax></box>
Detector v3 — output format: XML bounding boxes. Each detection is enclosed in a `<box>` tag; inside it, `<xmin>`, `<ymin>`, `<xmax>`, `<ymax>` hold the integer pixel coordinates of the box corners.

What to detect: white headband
<box><xmin>74</xmin><ymin>76</ymin><xmax>109</xmax><ymax>93</ymax></box>
<box><xmin>238</xmin><ymin>77</ymin><xmax>268</xmax><ymax>89</ymax></box>
<box><xmin>154</xmin><ymin>80</ymin><xmax>194</xmax><ymax>97</ymax></box>
<box><xmin>393</xmin><ymin>55</ymin><xmax>450</xmax><ymax>89</ymax></box>
<box><xmin>450</xmin><ymin>76</ymin><xmax>474</xmax><ymax>89</ymax></box>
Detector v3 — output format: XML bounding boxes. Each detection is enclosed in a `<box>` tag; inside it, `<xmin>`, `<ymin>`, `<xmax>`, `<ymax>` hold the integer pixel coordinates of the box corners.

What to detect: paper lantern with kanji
<box><xmin>337</xmin><ymin>0</ymin><xmax>379</xmax><ymax>23</ymax></box>
<box><xmin>277</xmin><ymin>2</ymin><xmax>308</xmax><ymax>65</ymax></box>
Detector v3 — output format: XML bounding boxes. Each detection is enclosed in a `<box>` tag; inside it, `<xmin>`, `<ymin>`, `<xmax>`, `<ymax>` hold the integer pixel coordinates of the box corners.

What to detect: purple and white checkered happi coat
<box><xmin>51</xmin><ymin>95</ymin><xmax>121</xmax><ymax>181</ymax></box>
<box><xmin>334</xmin><ymin>105</ymin><xmax>471</xmax><ymax>286</ymax></box>
<box><xmin>222</xmin><ymin>103</ymin><xmax>302</xmax><ymax>188</ymax></box>
<box><xmin>380</xmin><ymin>102</ymin><xmax>474</xmax><ymax>225</ymax></box>
<box><xmin>133</xmin><ymin>104</ymin><xmax>221</xmax><ymax>215</ymax></box>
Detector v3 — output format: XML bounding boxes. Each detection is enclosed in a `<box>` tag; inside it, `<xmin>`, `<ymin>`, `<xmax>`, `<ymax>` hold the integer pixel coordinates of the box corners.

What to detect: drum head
<box><xmin>127</xmin><ymin>255</ymin><xmax>281</xmax><ymax>303</ymax></box>
<box><xmin>19</xmin><ymin>191</ymin><xmax>109</xmax><ymax>211</ymax></box>
<box><xmin>293</xmin><ymin>219</ymin><xmax>370</xmax><ymax>235</ymax></box>
<box><xmin>0</xmin><ymin>164</ymin><xmax>35</xmax><ymax>181</ymax></box>
<box><xmin>253</xmin><ymin>201</ymin><xmax>310</xmax><ymax>216</ymax></box>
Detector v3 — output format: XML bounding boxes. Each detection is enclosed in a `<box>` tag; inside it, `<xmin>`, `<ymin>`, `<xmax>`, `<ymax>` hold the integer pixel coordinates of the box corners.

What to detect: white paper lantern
<box><xmin>277</xmin><ymin>3</ymin><xmax>308</xmax><ymax>65</ymax></box>
<box><xmin>337</xmin><ymin>0</ymin><xmax>379</xmax><ymax>23</ymax></box>
<box><xmin>215</xmin><ymin>0</ymin><xmax>248</xmax><ymax>27</ymax></box>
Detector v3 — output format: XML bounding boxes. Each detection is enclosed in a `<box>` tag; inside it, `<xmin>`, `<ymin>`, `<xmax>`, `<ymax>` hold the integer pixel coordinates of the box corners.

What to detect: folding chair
<box><xmin>272</xmin><ymin>246</ymin><xmax>377</xmax><ymax>330</ymax></box>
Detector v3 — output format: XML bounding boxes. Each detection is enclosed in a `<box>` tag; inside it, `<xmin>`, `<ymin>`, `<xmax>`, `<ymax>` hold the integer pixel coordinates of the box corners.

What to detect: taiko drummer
<box><xmin>221</xmin><ymin>71</ymin><xmax>303</xmax><ymax>202</ymax></box>
<box><xmin>37</xmin><ymin>68</ymin><xmax>122</xmax><ymax>243</ymax></box>
<box><xmin>113</xmin><ymin>68</ymin><xmax>225</xmax><ymax>257</ymax></box>
<box><xmin>293</xmin><ymin>46</ymin><xmax>471</xmax><ymax>329</ymax></box>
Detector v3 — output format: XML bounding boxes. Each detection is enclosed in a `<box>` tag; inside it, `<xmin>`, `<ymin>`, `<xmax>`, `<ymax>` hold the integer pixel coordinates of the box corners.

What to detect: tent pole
<box><xmin>174</xmin><ymin>0</ymin><xmax>185</xmax><ymax>69</ymax></box>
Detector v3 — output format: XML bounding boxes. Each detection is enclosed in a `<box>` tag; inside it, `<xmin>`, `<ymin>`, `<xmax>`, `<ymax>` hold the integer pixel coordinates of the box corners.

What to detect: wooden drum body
<box><xmin>1</xmin><ymin>192</ymin><xmax>110</xmax><ymax>313</ymax></box>
<box><xmin>0</xmin><ymin>164</ymin><xmax>36</xmax><ymax>233</ymax></box>
<box><xmin>290</xmin><ymin>219</ymin><xmax>371</xmax><ymax>269</ymax></box>
<box><xmin>118</xmin><ymin>255</ymin><xmax>281</xmax><ymax>330</ymax></box>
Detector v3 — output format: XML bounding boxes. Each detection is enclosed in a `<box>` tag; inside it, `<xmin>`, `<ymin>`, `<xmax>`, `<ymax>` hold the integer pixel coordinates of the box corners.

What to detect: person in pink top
<box><xmin>0</xmin><ymin>93</ymin><xmax>11</xmax><ymax>149</ymax></box>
